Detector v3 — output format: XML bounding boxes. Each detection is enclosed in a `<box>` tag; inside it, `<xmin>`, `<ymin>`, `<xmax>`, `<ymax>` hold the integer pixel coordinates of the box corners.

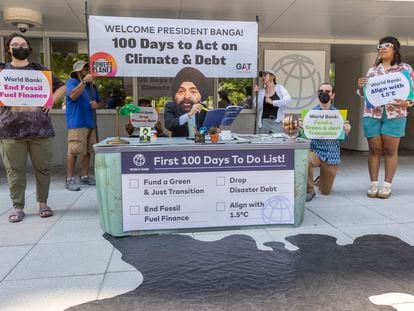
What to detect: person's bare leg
<box><xmin>80</xmin><ymin>153</ymin><xmax>90</xmax><ymax>177</ymax></box>
<box><xmin>381</xmin><ymin>135</ymin><xmax>400</xmax><ymax>183</ymax></box>
<box><xmin>67</xmin><ymin>154</ymin><xmax>77</xmax><ymax>178</ymax></box>
<box><xmin>367</xmin><ymin>136</ymin><xmax>382</xmax><ymax>181</ymax></box>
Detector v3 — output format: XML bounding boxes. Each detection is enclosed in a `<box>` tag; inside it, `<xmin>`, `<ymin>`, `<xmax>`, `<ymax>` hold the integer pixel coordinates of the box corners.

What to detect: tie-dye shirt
<box><xmin>361</xmin><ymin>62</ymin><xmax>413</xmax><ymax>119</ymax></box>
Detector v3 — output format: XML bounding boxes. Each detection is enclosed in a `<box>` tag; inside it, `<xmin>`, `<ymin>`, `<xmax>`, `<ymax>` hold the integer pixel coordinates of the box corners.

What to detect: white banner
<box><xmin>88</xmin><ymin>15</ymin><xmax>258</xmax><ymax>78</ymax></box>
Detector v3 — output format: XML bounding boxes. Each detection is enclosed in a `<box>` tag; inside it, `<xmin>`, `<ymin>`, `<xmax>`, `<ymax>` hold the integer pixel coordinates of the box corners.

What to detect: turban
<box><xmin>171</xmin><ymin>67</ymin><xmax>207</xmax><ymax>101</ymax></box>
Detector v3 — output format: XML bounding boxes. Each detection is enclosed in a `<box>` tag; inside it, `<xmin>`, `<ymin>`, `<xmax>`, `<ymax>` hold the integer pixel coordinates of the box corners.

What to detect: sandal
<box><xmin>9</xmin><ymin>209</ymin><xmax>25</xmax><ymax>223</ymax></box>
<box><xmin>39</xmin><ymin>206</ymin><xmax>54</xmax><ymax>218</ymax></box>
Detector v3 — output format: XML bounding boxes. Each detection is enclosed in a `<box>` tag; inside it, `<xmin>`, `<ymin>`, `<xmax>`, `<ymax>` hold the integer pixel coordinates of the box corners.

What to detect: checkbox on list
<box><xmin>216</xmin><ymin>176</ymin><xmax>225</xmax><ymax>186</ymax></box>
<box><xmin>216</xmin><ymin>202</ymin><xmax>225</xmax><ymax>212</ymax></box>
<box><xmin>129</xmin><ymin>179</ymin><xmax>139</xmax><ymax>189</ymax></box>
<box><xmin>130</xmin><ymin>205</ymin><xmax>140</xmax><ymax>215</ymax></box>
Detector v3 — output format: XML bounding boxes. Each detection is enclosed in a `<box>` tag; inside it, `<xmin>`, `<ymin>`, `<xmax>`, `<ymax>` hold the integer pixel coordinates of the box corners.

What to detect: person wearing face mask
<box><xmin>253</xmin><ymin>69</ymin><xmax>292</xmax><ymax>134</ymax></box>
<box><xmin>164</xmin><ymin>67</ymin><xmax>208</xmax><ymax>137</ymax></box>
<box><xmin>306</xmin><ymin>83</ymin><xmax>351</xmax><ymax>202</ymax></box>
<box><xmin>0</xmin><ymin>33</ymin><xmax>66</xmax><ymax>222</ymax></box>
<box><xmin>64</xmin><ymin>60</ymin><xmax>104</xmax><ymax>191</ymax></box>
<box><xmin>357</xmin><ymin>36</ymin><xmax>413</xmax><ymax>199</ymax></box>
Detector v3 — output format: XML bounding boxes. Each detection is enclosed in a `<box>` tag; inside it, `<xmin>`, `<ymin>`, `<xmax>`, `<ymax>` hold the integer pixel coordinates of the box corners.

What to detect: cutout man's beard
<box><xmin>177</xmin><ymin>99</ymin><xmax>195</xmax><ymax>113</ymax></box>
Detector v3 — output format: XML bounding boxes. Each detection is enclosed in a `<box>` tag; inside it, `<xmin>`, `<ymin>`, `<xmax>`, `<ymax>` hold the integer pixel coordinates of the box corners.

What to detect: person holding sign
<box><xmin>164</xmin><ymin>67</ymin><xmax>207</xmax><ymax>137</ymax></box>
<box><xmin>125</xmin><ymin>98</ymin><xmax>166</xmax><ymax>137</ymax></box>
<box><xmin>357</xmin><ymin>36</ymin><xmax>414</xmax><ymax>199</ymax></box>
<box><xmin>306</xmin><ymin>83</ymin><xmax>351</xmax><ymax>202</ymax></box>
<box><xmin>254</xmin><ymin>69</ymin><xmax>292</xmax><ymax>134</ymax></box>
<box><xmin>138</xmin><ymin>98</ymin><xmax>165</xmax><ymax>137</ymax></box>
<box><xmin>65</xmin><ymin>60</ymin><xmax>104</xmax><ymax>191</ymax></box>
<box><xmin>0</xmin><ymin>33</ymin><xmax>66</xmax><ymax>222</ymax></box>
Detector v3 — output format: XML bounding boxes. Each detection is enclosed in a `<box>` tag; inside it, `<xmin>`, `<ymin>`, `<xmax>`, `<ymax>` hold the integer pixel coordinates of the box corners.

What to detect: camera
<box><xmin>17</xmin><ymin>23</ymin><xmax>29</xmax><ymax>33</ymax></box>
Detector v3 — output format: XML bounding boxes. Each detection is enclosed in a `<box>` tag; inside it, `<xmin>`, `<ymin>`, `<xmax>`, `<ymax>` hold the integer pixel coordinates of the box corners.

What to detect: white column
<box><xmin>335</xmin><ymin>52</ymin><xmax>377</xmax><ymax>151</ymax></box>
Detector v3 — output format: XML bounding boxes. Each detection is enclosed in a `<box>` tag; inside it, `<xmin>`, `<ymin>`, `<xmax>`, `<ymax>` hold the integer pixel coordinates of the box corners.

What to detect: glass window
<box><xmin>50</xmin><ymin>38</ymin><xmax>129</xmax><ymax>109</ymax></box>
<box><xmin>218</xmin><ymin>78</ymin><xmax>253</xmax><ymax>109</ymax></box>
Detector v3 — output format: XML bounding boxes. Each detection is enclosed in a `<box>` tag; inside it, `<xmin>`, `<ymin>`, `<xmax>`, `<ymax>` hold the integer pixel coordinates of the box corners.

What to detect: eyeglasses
<box><xmin>10</xmin><ymin>43</ymin><xmax>29</xmax><ymax>49</ymax></box>
<box><xmin>317</xmin><ymin>90</ymin><xmax>332</xmax><ymax>94</ymax></box>
<box><xmin>377</xmin><ymin>43</ymin><xmax>394</xmax><ymax>50</ymax></box>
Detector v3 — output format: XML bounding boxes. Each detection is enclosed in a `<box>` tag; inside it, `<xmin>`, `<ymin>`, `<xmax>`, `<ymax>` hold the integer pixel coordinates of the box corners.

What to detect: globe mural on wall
<box><xmin>265</xmin><ymin>50</ymin><xmax>325</xmax><ymax>112</ymax></box>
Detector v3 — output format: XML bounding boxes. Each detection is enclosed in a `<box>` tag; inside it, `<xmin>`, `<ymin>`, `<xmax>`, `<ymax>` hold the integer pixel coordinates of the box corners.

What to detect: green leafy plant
<box><xmin>219</xmin><ymin>78</ymin><xmax>252</xmax><ymax>105</ymax></box>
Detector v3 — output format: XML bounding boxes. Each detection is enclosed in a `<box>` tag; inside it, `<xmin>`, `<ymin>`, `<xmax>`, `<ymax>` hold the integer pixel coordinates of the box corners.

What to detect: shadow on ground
<box><xmin>67</xmin><ymin>233</ymin><xmax>413</xmax><ymax>311</ymax></box>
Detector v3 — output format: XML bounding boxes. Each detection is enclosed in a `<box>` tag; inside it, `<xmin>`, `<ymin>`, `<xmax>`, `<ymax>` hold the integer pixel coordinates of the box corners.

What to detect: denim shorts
<box><xmin>363</xmin><ymin>112</ymin><xmax>406</xmax><ymax>138</ymax></box>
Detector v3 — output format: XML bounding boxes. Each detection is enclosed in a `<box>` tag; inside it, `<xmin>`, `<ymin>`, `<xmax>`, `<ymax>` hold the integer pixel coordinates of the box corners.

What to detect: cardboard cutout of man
<box><xmin>164</xmin><ymin>67</ymin><xmax>208</xmax><ymax>137</ymax></box>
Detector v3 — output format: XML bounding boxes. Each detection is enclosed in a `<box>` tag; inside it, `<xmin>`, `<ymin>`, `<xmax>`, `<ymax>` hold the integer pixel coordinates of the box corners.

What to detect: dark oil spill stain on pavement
<box><xmin>67</xmin><ymin>233</ymin><xmax>414</xmax><ymax>311</ymax></box>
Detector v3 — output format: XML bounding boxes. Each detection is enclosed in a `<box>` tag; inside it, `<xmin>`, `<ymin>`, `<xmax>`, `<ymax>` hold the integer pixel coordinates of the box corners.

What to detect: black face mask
<box><xmin>12</xmin><ymin>47</ymin><xmax>31</xmax><ymax>61</ymax></box>
<box><xmin>318</xmin><ymin>92</ymin><xmax>331</xmax><ymax>104</ymax></box>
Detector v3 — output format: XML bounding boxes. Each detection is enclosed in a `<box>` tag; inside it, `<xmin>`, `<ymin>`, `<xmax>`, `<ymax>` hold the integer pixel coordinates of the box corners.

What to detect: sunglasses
<box><xmin>377</xmin><ymin>43</ymin><xmax>394</xmax><ymax>50</ymax></box>
<box><xmin>258</xmin><ymin>71</ymin><xmax>274</xmax><ymax>78</ymax></box>
<box><xmin>317</xmin><ymin>90</ymin><xmax>332</xmax><ymax>94</ymax></box>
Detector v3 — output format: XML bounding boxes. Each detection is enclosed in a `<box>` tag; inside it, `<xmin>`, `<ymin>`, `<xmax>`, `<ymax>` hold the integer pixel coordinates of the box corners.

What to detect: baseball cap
<box><xmin>70</xmin><ymin>60</ymin><xmax>88</xmax><ymax>78</ymax></box>
<box><xmin>258</xmin><ymin>69</ymin><xmax>276</xmax><ymax>77</ymax></box>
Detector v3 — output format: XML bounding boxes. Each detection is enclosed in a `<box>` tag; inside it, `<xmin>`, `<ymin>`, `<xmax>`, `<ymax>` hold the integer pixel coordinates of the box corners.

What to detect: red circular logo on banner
<box><xmin>90</xmin><ymin>52</ymin><xmax>117</xmax><ymax>77</ymax></box>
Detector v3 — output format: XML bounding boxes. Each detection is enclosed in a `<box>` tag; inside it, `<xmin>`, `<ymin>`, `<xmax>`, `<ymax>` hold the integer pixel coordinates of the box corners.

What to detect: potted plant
<box><xmin>208</xmin><ymin>127</ymin><xmax>220</xmax><ymax>144</ymax></box>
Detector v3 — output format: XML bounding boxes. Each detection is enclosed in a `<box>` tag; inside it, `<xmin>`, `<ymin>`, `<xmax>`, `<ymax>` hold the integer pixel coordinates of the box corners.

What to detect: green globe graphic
<box><xmin>272</xmin><ymin>54</ymin><xmax>322</xmax><ymax>110</ymax></box>
<box><xmin>261</xmin><ymin>195</ymin><xmax>293</xmax><ymax>224</ymax></box>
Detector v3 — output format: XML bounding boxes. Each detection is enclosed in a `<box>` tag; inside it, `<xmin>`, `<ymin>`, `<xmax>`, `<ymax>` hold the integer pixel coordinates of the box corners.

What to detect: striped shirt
<box><xmin>310</xmin><ymin>105</ymin><xmax>342</xmax><ymax>165</ymax></box>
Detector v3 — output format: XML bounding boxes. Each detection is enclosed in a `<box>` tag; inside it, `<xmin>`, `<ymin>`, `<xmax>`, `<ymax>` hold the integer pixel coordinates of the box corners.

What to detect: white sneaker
<box><xmin>377</xmin><ymin>183</ymin><xmax>391</xmax><ymax>199</ymax></box>
<box><xmin>367</xmin><ymin>181</ymin><xmax>379</xmax><ymax>198</ymax></box>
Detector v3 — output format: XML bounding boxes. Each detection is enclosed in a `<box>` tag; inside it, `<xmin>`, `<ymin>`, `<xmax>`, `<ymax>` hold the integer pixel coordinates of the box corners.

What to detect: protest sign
<box><xmin>364</xmin><ymin>71</ymin><xmax>414</xmax><ymax>107</ymax></box>
<box><xmin>301</xmin><ymin>109</ymin><xmax>347</xmax><ymax>140</ymax></box>
<box><xmin>130</xmin><ymin>107</ymin><xmax>158</xmax><ymax>128</ymax></box>
<box><xmin>0</xmin><ymin>69</ymin><xmax>53</xmax><ymax>107</ymax></box>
